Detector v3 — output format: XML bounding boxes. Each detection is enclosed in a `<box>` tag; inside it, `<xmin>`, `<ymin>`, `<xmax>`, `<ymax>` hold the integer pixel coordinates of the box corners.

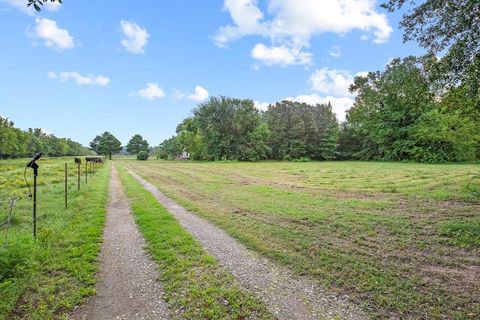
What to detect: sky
<box><xmin>0</xmin><ymin>0</ymin><xmax>426</xmax><ymax>147</ymax></box>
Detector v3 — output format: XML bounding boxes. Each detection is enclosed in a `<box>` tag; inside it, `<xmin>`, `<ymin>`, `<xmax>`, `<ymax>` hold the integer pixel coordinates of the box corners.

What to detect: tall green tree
<box><xmin>347</xmin><ymin>56</ymin><xmax>434</xmax><ymax>160</ymax></box>
<box><xmin>265</xmin><ymin>101</ymin><xmax>339</xmax><ymax>160</ymax></box>
<box><xmin>193</xmin><ymin>96</ymin><xmax>261</xmax><ymax>160</ymax></box>
<box><xmin>176</xmin><ymin>117</ymin><xmax>205</xmax><ymax>160</ymax></box>
<box><xmin>126</xmin><ymin>134</ymin><xmax>149</xmax><ymax>155</ymax></box>
<box><xmin>382</xmin><ymin>0</ymin><xmax>480</xmax><ymax>91</ymax></box>
<box><xmin>345</xmin><ymin>56</ymin><xmax>479</xmax><ymax>162</ymax></box>
<box><xmin>91</xmin><ymin>132</ymin><xmax>121</xmax><ymax>160</ymax></box>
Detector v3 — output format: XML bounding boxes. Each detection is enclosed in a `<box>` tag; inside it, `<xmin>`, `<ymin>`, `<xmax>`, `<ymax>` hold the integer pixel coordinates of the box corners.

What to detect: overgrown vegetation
<box><xmin>0</xmin><ymin>158</ymin><xmax>109</xmax><ymax>319</ymax></box>
<box><xmin>116</xmin><ymin>165</ymin><xmax>272</xmax><ymax>319</ymax></box>
<box><xmin>126</xmin><ymin>160</ymin><xmax>480</xmax><ymax>319</ymax></box>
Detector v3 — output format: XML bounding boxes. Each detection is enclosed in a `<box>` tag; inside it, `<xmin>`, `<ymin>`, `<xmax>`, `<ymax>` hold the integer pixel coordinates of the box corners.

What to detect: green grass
<box><xmin>0</xmin><ymin>157</ymin><xmax>109</xmax><ymax>319</ymax></box>
<box><xmin>124</xmin><ymin>160</ymin><xmax>480</xmax><ymax>319</ymax></box>
<box><xmin>116</xmin><ymin>165</ymin><xmax>272</xmax><ymax>319</ymax></box>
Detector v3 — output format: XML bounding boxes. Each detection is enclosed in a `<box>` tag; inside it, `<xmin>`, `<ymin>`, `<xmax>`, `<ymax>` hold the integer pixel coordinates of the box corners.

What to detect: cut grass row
<box><xmin>116</xmin><ymin>165</ymin><xmax>272</xmax><ymax>319</ymax></box>
<box><xmin>124</xmin><ymin>160</ymin><xmax>480</xmax><ymax>319</ymax></box>
<box><xmin>0</xmin><ymin>158</ymin><xmax>109</xmax><ymax>319</ymax></box>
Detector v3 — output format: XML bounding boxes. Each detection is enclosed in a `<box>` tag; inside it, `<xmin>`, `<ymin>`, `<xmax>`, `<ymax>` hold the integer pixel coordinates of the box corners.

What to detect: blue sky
<box><xmin>0</xmin><ymin>0</ymin><xmax>425</xmax><ymax>147</ymax></box>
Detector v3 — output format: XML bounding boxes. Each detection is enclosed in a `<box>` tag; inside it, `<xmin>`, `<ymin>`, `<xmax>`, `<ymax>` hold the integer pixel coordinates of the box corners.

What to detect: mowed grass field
<box><xmin>0</xmin><ymin>157</ymin><xmax>109</xmax><ymax>319</ymax></box>
<box><xmin>124</xmin><ymin>160</ymin><xmax>480</xmax><ymax>319</ymax></box>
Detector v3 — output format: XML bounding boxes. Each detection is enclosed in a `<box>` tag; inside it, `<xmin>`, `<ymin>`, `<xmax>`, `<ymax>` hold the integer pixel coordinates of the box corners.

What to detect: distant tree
<box><xmin>27</xmin><ymin>0</ymin><xmax>62</xmax><ymax>12</ymax></box>
<box><xmin>244</xmin><ymin>122</ymin><xmax>271</xmax><ymax>161</ymax></box>
<box><xmin>91</xmin><ymin>132</ymin><xmax>121</xmax><ymax>160</ymax></box>
<box><xmin>137</xmin><ymin>150</ymin><xmax>149</xmax><ymax>161</ymax></box>
<box><xmin>176</xmin><ymin>117</ymin><xmax>205</xmax><ymax>160</ymax></box>
<box><xmin>157</xmin><ymin>136</ymin><xmax>182</xmax><ymax>160</ymax></box>
<box><xmin>193</xmin><ymin>96</ymin><xmax>261</xmax><ymax>160</ymax></box>
<box><xmin>126</xmin><ymin>134</ymin><xmax>149</xmax><ymax>155</ymax></box>
<box><xmin>265</xmin><ymin>101</ymin><xmax>339</xmax><ymax>160</ymax></box>
<box><xmin>89</xmin><ymin>135</ymin><xmax>101</xmax><ymax>151</ymax></box>
<box><xmin>0</xmin><ymin>116</ymin><xmax>88</xmax><ymax>158</ymax></box>
<box><xmin>382</xmin><ymin>0</ymin><xmax>480</xmax><ymax>90</ymax></box>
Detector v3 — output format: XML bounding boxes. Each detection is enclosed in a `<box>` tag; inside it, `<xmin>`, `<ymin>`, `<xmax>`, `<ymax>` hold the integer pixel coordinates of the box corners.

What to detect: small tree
<box><xmin>91</xmin><ymin>132</ymin><xmax>121</xmax><ymax>160</ymax></box>
<box><xmin>126</xmin><ymin>134</ymin><xmax>149</xmax><ymax>155</ymax></box>
<box><xmin>137</xmin><ymin>150</ymin><xmax>149</xmax><ymax>160</ymax></box>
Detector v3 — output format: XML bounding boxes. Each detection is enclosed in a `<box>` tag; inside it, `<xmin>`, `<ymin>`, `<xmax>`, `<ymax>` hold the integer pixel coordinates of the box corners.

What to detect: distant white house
<box><xmin>176</xmin><ymin>151</ymin><xmax>190</xmax><ymax>160</ymax></box>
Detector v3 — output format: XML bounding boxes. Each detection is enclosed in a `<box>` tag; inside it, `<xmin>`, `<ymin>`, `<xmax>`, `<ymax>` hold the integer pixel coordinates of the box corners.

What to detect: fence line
<box><xmin>1</xmin><ymin>156</ymin><xmax>106</xmax><ymax>241</ymax></box>
<box><xmin>1</xmin><ymin>197</ymin><xmax>18</xmax><ymax>245</ymax></box>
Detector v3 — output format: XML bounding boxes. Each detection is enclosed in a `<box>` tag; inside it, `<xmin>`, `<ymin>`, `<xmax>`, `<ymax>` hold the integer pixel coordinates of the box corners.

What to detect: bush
<box><xmin>137</xmin><ymin>150</ymin><xmax>149</xmax><ymax>160</ymax></box>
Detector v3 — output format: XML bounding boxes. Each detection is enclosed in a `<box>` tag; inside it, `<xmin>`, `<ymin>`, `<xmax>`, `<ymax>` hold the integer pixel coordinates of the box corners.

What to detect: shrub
<box><xmin>137</xmin><ymin>150</ymin><xmax>149</xmax><ymax>161</ymax></box>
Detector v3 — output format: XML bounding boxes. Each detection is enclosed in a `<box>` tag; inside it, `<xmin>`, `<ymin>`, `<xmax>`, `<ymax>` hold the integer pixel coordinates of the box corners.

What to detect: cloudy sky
<box><xmin>0</xmin><ymin>0</ymin><xmax>425</xmax><ymax>146</ymax></box>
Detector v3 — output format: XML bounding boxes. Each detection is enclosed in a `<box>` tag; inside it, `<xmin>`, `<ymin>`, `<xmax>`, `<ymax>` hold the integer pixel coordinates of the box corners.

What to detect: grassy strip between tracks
<box><xmin>116</xmin><ymin>164</ymin><xmax>272</xmax><ymax>320</ymax></box>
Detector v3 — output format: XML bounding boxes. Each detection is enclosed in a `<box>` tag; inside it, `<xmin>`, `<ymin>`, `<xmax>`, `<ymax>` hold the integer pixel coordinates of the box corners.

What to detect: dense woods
<box><xmin>158</xmin><ymin>56</ymin><xmax>479</xmax><ymax>163</ymax></box>
<box><xmin>157</xmin><ymin>97</ymin><xmax>339</xmax><ymax>161</ymax></box>
<box><xmin>0</xmin><ymin>116</ymin><xmax>90</xmax><ymax>158</ymax></box>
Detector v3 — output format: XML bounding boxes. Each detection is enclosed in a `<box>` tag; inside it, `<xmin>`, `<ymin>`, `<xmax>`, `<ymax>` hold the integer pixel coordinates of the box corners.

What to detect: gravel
<box><xmin>70</xmin><ymin>166</ymin><xmax>170</xmax><ymax>320</ymax></box>
<box><xmin>127</xmin><ymin>167</ymin><xmax>368</xmax><ymax>320</ymax></box>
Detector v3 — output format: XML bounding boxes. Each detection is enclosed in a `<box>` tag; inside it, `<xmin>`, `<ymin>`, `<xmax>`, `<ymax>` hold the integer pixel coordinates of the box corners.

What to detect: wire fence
<box><xmin>0</xmin><ymin>156</ymin><xmax>106</xmax><ymax>243</ymax></box>
<box><xmin>0</xmin><ymin>198</ymin><xmax>19</xmax><ymax>246</ymax></box>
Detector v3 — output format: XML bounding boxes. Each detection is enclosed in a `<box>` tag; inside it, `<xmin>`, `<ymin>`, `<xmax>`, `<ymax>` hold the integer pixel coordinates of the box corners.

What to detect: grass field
<box><xmin>123</xmin><ymin>160</ymin><xmax>480</xmax><ymax>319</ymax></box>
<box><xmin>0</xmin><ymin>157</ymin><xmax>109</xmax><ymax>319</ymax></box>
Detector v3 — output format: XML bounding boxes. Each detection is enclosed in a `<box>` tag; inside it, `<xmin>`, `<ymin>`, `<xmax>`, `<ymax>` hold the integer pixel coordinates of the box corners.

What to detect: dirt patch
<box><xmin>70</xmin><ymin>165</ymin><xmax>170</xmax><ymax>320</ymax></box>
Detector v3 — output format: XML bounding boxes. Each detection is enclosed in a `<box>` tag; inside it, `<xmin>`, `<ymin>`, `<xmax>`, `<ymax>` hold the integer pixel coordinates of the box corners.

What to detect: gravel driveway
<box><xmin>70</xmin><ymin>166</ymin><xmax>170</xmax><ymax>320</ymax></box>
<box><xmin>126</xmin><ymin>166</ymin><xmax>367</xmax><ymax>320</ymax></box>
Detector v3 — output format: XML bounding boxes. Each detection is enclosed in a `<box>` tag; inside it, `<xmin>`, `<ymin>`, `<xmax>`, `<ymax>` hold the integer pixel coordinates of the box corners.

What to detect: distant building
<box><xmin>176</xmin><ymin>151</ymin><xmax>190</xmax><ymax>160</ymax></box>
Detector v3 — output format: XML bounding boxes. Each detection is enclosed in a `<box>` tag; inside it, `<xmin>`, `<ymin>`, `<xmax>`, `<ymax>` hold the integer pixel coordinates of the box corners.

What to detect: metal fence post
<box><xmin>65</xmin><ymin>163</ymin><xmax>68</xmax><ymax>208</ymax></box>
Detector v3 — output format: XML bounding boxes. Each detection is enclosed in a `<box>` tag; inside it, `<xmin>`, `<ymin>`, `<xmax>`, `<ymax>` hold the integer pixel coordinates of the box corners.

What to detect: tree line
<box><xmin>157</xmin><ymin>55</ymin><xmax>479</xmax><ymax>163</ymax></box>
<box><xmin>0</xmin><ymin>116</ymin><xmax>91</xmax><ymax>159</ymax></box>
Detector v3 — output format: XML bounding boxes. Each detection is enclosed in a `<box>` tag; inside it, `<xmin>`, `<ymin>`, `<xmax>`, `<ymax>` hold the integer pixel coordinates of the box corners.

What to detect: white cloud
<box><xmin>186</xmin><ymin>86</ymin><xmax>209</xmax><ymax>102</ymax></box>
<box><xmin>251</xmin><ymin>43</ymin><xmax>312</xmax><ymax>66</ymax></box>
<box><xmin>285</xmin><ymin>95</ymin><xmax>354</xmax><ymax>122</ymax></box>
<box><xmin>254</xmin><ymin>101</ymin><xmax>271</xmax><ymax>111</ymax></box>
<box><xmin>136</xmin><ymin>83</ymin><xmax>165</xmax><ymax>100</ymax></box>
<box><xmin>215</xmin><ymin>0</ymin><xmax>392</xmax><ymax>66</ymax></box>
<box><xmin>48</xmin><ymin>71</ymin><xmax>110</xmax><ymax>86</ymax></box>
<box><xmin>175</xmin><ymin>86</ymin><xmax>210</xmax><ymax>102</ymax></box>
<box><xmin>328</xmin><ymin>45</ymin><xmax>341</xmax><ymax>58</ymax></box>
<box><xmin>32</xmin><ymin>18</ymin><xmax>75</xmax><ymax>51</ymax></box>
<box><xmin>310</xmin><ymin>68</ymin><xmax>355</xmax><ymax>96</ymax></box>
<box><xmin>309</xmin><ymin>68</ymin><xmax>368</xmax><ymax>97</ymax></box>
<box><xmin>120</xmin><ymin>20</ymin><xmax>149</xmax><ymax>54</ymax></box>
<box><xmin>3</xmin><ymin>0</ymin><xmax>61</xmax><ymax>14</ymax></box>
